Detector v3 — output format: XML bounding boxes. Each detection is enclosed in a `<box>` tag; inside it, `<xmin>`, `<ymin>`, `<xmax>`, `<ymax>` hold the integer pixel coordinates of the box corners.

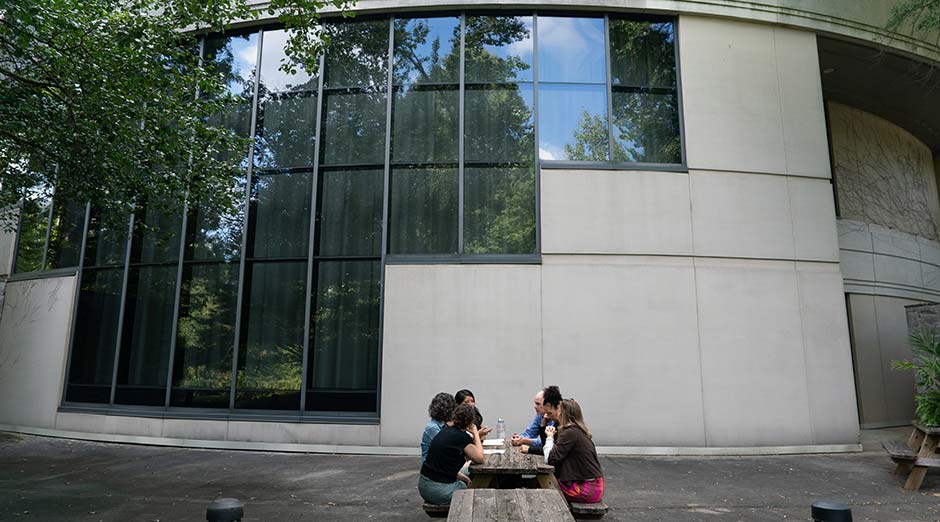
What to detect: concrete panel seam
<box><xmin>793</xmin><ymin>262</ymin><xmax>818</xmax><ymax>445</ymax></box>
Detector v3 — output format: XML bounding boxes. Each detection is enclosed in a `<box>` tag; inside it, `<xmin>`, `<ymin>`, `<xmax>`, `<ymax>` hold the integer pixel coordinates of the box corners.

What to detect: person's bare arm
<box><xmin>464</xmin><ymin>424</ymin><xmax>485</xmax><ymax>464</ymax></box>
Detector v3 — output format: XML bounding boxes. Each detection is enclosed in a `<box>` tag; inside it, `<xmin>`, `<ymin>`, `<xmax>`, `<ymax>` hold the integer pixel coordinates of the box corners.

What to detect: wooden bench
<box><xmin>570</xmin><ymin>501</ymin><xmax>609</xmax><ymax>520</ymax></box>
<box><xmin>448</xmin><ymin>488</ymin><xmax>574</xmax><ymax>521</ymax></box>
<box><xmin>423</xmin><ymin>502</ymin><xmax>450</xmax><ymax>518</ymax></box>
<box><xmin>882</xmin><ymin>440</ymin><xmax>917</xmax><ymax>464</ymax></box>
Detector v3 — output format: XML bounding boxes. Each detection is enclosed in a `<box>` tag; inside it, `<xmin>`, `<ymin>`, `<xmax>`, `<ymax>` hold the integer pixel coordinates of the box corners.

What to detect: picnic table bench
<box><xmin>448</xmin><ymin>489</ymin><xmax>575</xmax><ymax>521</ymax></box>
<box><xmin>883</xmin><ymin>422</ymin><xmax>940</xmax><ymax>491</ymax></box>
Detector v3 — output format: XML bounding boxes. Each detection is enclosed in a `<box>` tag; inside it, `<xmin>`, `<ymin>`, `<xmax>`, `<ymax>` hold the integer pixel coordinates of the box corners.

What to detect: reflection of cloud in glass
<box><xmin>538</xmin><ymin>84</ymin><xmax>607</xmax><ymax>160</ymax></box>
<box><xmin>539</xmin><ymin>146</ymin><xmax>560</xmax><ymax>160</ymax></box>
<box><xmin>537</xmin><ymin>17</ymin><xmax>606</xmax><ymax>83</ymax></box>
<box><xmin>260</xmin><ymin>29</ymin><xmax>318</xmax><ymax>92</ymax></box>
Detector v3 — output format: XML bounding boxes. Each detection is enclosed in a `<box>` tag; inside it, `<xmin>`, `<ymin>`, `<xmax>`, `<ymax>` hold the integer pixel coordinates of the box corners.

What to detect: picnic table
<box><xmin>447</xmin><ymin>489</ymin><xmax>575</xmax><ymax>522</ymax></box>
<box><xmin>469</xmin><ymin>438</ymin><xmax>557</xmax><ymax>489</ymax></box>
<box><xmin>883</xmin><ymin>421</ymin><xmax>940</xmax><ymax>491</ymax></box>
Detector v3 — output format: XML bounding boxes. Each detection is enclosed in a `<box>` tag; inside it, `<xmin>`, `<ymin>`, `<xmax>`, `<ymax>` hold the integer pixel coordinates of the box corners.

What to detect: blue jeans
<box><xmin>418</xmin><ymin>474</ymin><xmax>467</xmax><ymax>505</ymax></box>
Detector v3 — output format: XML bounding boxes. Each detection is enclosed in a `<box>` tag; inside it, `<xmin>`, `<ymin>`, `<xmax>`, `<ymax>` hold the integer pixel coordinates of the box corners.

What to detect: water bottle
<box><xmin>496</xmin><ymin>418</ymin><xmax>506</xmax><ymax>440</ymax></box>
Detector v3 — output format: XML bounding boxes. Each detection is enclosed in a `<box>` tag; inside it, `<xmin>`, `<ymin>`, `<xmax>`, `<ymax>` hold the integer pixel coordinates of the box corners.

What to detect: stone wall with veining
<box><xmin>830</xmin><ymin>102</ymin><xmax>940</xmax><ymax>241</ymax></box>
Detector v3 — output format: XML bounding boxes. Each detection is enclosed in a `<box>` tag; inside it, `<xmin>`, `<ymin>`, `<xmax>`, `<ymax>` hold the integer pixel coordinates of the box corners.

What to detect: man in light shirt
<box><xmin>510</xmin><ymin>389</ymin><xmax>555</xmax><ymax>451</ymax></box>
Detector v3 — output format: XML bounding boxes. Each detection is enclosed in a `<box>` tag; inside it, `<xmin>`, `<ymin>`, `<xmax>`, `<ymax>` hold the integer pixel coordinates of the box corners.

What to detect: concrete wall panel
<box><xmin>788</xmin><ymin>178</ymin><xmax>839</xmax><ymax>262</ymax></box>
<box><xmin>0</xmin><ymin>277</ymin><xmax>76</xmax><ymax>429</ymax></box>
<box><xmin>379</xmin><ymin>264</ymin><xmax>543</xmax><ymax>447</ymax></box>
<box><xmin>680</xmin><ymin>18</ymin><xmax>786</xmax><ymax>175</ymax></box>
<box><xmin>775</xmin><ymin>28</ymin><xmax>831</xmax><ymax>179</ymax></box>
<box><xmin>795</xmin><ymin>263</ymin><xmax>859</xmax><ymax>443</ymax></box>
<box><xmin>695</xmin><ymin>258</ymin><xmax>813</xmax><ymax>446</ymax></box>
<box><xmin>690</xmin><ymin>170</ymin><xmax>794</xmax><ymax>259</ymax></box>
<box><xmin>541</xmin><ymin>256</ymin><xmax>705</xmax><ymax>446</ymax></box>
<box><xmin>541</xmin><ymin>170</ymin><xmax>692</xmax><ymax>255</ymax></box>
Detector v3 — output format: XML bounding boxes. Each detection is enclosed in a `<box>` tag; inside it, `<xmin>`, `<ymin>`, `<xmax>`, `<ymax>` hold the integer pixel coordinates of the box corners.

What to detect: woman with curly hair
<box><xmin>419</xmin><ymin>403</ymin><xmax>485</xmax><ymax>505</ymax></box>
<box><xmin>421</xmin><ymin>392</ymin><xmax>456</xmax><ymax>463</ymax></box>
<box><xmin>543</xmin><ymin>399</ymin><xmax>605</xmax><ymax>504</ymax></box>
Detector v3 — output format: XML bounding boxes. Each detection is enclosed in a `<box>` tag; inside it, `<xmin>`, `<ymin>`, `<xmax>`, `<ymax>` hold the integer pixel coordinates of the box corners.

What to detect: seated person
<box><xmin>543</xmin><ymin>399</ymin><xmax>605</xmax><ymax>504</ymax></box>
<box><xmin>418</xmin><ymin>404</ymin><xmax>485</xmax><ymax>505</ymax></box>
<box><xmin>511</xmin><ymin>389</ymin><xmax>555</xmax><ymax>452</ymax></box>
<box><xmin>455</xmin><ymin>388</ymin><xmax>492</xmax><ymax>438</ymax></box>
<box><xmin>521</xmin><ymin>385</ymin><xmax>561</xmax><ymax>456</ymax></box>
<box><xmin>421</xmin><ymin>392</ymin><xmax>455</xmax><ymax>464</ymax></box>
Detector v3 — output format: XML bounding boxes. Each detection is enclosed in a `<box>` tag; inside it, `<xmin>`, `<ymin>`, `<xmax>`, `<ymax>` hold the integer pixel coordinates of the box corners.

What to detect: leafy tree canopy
<box><xmin>0</xmin><ymin>0</ymin><xmax>353</xmax><ymax>230</ymax></box>
<box><xmin>888</xmin><ymin>0</ymin><xmax>940</xmax><ymax>40</ymax></box>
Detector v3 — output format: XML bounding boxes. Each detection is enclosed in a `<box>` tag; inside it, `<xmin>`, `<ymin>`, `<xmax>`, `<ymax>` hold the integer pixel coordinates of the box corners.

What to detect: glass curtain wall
<box><xmin>52</xmin><ymin>12</ymin><xmax>681</xmax><ymax>417</ymax></box>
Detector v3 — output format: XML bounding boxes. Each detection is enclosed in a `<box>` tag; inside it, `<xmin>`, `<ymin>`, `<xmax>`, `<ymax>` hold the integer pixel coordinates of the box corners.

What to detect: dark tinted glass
<box><xmin>320</xmin><ymin>91</ymin><xmax>387</xmax><ymax>166</ymax></box>
<box><xmin>464</xmin><ymin>16</ymin><xmax>533</xmax><ymax>83</ymax></box>
<box><xmin>115</xmin><ymin>265</ymin><xmax>177</xmax><ymax>406</ymax></box>
<box><xmin>609</xmin><ymin>20</ymin><xmax>676</xmax><ymax>88</ymax></box>
<box><xmin>235</xmin><ymin>260</ymin><xmax>306</xmax><ymax>410</ymax></box>
<box><xmin>612</xmin><ymin>91</ymin><xmax>681</xmax><ymax>164</ymax></box>
<box><xmin>83</xmin><ymin>211</ymin><xmax>129</xmax><ymax>268</ymax></box>
<box><xmin>260</xmin><ymin>29</ymin><xmax>318</xmax><ymax>93</ymax></box>
<box><xmin>393</xmin><ymin>17</ymin><xmax>460</xmax><ymax>84</ymax></box>
<box><xmin>185</xmin><ymin>179</ymin><xmax>246</xmax><ymax>262</ymax></box>
<box><xmin>171</xmin><ymin>263</ymin><xmax>238</xmax><ymax>408</ymax></box>
<box><xmin>391</xmin><ymin>86</ymin><xmax>458</xmax><ymax>163</ymax></box>
<box><xmin>307</xmin><ymin>260</ymin><xmax>380</xmax><ymax>412</ymax></box>
<box><xmin>324</xmin><ymin>20</ymin><xmax>390</xmax><ymax>88</ymax></box>
<box><xmin>316</xmin><ymin>169</ymin><xmax>383</xmax><ymax>257</ymax></box>
<box><xmin>14</xmin><ymin>194</ymin><xmax>50</xmax><ymax>273</ymax></box>
<box><xmin>45</xmin><ymin>199</ymin><xmax>85</xmax><ymax>270</ymax></box>
<box><xmin>130</xmin><ymin>204</ymin><xmax>182</xmax><ymax>264</ymax></box>
<box><xmin>464</xmin><ymin>85</ymin><xmax>534</xmax><ymax>163</ymax></box>
<box><xmin>388</xmin><ymin>167</ymin><xmax>458</xmax><ymax>254</ymax></box>
<box><xmin>538</xmin><ymin>84</ymin><xmax>608</xmax><ymax>161</ymax></box>
<box><xmin>536</xmin><ymin>16</ymin><xmax>606</xmax><ymax>83</ymax></box>
<box><xmin>246</xmin><ymin>171</ymin><xmax>312</xmax><ymax>259</ymax></box>
<box><xmin>66</xmin><ymin>268</ymin><xmax>124</xmax><ymax>403</ymax></box>
<box><xmin>464</xmin><ymin>166</ymin><xmax>536</xmax><ymax>254</ymax></box>
<box><xmin>255</xmin><ymin>93</ymin><xmax>318</xmax><ymax>169</ymax></box>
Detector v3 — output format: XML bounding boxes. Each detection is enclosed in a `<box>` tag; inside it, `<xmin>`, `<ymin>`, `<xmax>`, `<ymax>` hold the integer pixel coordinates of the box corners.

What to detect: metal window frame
<box><xmin>57</xmin><ymin>9</ymin><xmax>688</xmax><ymax>421</ymax></box>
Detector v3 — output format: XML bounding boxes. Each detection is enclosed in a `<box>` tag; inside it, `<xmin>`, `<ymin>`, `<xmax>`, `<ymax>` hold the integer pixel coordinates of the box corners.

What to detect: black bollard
<box><xmin>207</xmin><ymin>498</ymin><xmax>244</xmax><ymax>522</ymax></box>
<box><xmin>811</xmin><ymin>500</ymin><xmax>852</xmax><ymax>522</ymax></box>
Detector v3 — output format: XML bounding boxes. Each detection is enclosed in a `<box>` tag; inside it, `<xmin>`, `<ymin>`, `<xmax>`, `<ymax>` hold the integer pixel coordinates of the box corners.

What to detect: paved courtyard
<box><xmin>0</xmin><ymin>430</ymin><xmax>937</xmax><ymax>521</ymax></box>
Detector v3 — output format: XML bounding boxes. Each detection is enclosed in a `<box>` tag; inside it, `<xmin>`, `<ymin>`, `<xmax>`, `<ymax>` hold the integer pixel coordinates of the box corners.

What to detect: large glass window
<box><xmin>53</xmin><ymin>12</ymin><xmax>681</xmax><ymax>418</ymax></box>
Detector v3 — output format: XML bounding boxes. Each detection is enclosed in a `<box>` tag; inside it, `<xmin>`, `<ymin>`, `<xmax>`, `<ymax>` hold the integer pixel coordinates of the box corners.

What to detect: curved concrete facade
<box><xmin>1</xmin><ymin>3</ymin><xmax>938</xmax><ymax>453</ymax></box>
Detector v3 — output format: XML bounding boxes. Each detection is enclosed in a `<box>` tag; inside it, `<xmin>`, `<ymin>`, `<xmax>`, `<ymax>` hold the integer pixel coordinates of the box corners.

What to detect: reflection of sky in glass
<box><xmin>466</xmin><ymin>16</ymin><xmax>533</xmax><ymax>83</ymax></box>
<box><xmin>394</xmin><ymin>17</ymin><xmax>460</xmax><ymax>84</ymax></box>
<box><xmin>538</xmin><ymin>84</ymin><xmax>607</xmax><ymax>160</ymax></box>
<box><xmin>537</xmin><ymin>17</ymin><xmax>606</xmax><ymax>83</ymax></box>
<box><xmin>260</xmin><ymin>30</ymin><xmax>318</xmax><ymax>92</ymax></box>
<box><xmin>210</xmin><ymin>34</ymin><xmax>258</xmax><ymax>97</ymax></box>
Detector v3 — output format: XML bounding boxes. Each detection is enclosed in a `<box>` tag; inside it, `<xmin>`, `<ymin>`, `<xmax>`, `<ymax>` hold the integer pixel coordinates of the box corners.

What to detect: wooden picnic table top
<box><xmin>448</xmin><ymin>488</ymin><xmax>575</xmax><ymax>522</ymax></box>
<box><xmin>912</xmin><ymin>422</ymin><xmax>940</xmax><ymax>436</ymax></box>
<box><xmin>469</xmin><ymin>439</ymin><xmax>554</xmax><ymax>475</ymax></box>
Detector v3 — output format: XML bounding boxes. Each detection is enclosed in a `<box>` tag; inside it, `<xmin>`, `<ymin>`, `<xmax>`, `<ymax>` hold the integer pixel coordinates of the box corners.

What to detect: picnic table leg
<box><xmin>905</xmin><ymin>433</ymin><xmax>939</xmax><ymax>491</ymax></box>
<box><xmin>895</xmin><ymin>462</ymin><xmax>914</xmax><ymax>475</ymax></box>
<box><xmin>536</xmin><ymin>473</ymin><xmax>559</xmax><ymax>490</ymax></box>
<box><xmin>470</xmin><ymin>474</ymin><xmax>493</xmax><ymax>489</ymax></box>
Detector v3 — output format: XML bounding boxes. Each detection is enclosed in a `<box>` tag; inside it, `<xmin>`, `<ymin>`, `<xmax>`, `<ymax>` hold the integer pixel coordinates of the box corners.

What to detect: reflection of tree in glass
<box><xmin>311</xmin><ymin>262</ymin><xmax>380</xmax><ymax>391</ymax></box>
<box><xmin>609</xmin><ymin>20</ymin><xmax>680</xmax><ymax>164</ymax></box>
<box><xmin>565</xmin><ymin>110</ymin><xmax>614</xmax><ymax>162</ymax></box>
<box><xmin>175</xmin><ymin>265</ymin><xmax>237</xmax><ymax>390</ymax></box>
<box><xmin>464</xmin><ymin>16</ymin><xmax>531</xmax><ymax>83</ymax></box>
<box><xmin>323</xmin><ymin>21</ymin><xmax>390</xmax><ymax>89</ymax></box>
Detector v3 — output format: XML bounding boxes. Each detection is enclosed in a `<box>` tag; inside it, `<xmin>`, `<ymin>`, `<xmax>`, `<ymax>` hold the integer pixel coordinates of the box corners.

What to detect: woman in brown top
<box><xmin>543</xmin><ymin>399</ymin><xmax>605</xmax><ymax>503</ymax></box>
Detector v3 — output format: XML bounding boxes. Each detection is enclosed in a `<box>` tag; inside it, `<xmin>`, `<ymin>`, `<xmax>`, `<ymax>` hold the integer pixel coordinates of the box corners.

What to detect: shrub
<box><xmin>894</xmin><ymin>328</ymin><xmax>940</xmax><ymax>426</ymax></box>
